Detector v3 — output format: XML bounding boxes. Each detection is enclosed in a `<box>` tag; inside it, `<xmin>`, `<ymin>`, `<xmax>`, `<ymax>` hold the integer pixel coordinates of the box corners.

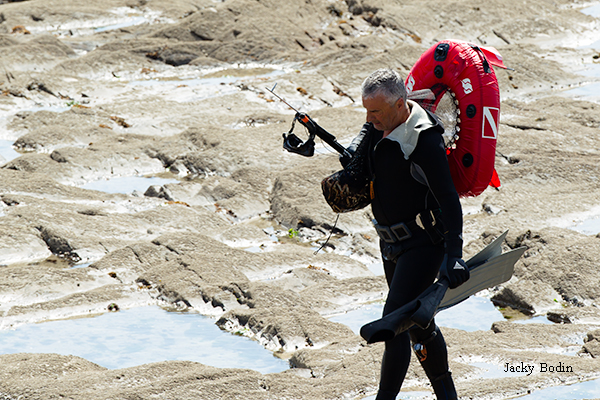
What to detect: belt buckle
<box><xmin>390</xmin><ymin>222</ymin><xmax>412</xmax><ymax>242</ymax></box>
<box><xmin>375</xmin><ymin>225</ymin><xmax>396</xmax><ymax>244</ymax></box>
<box><xmin>429</xmin><ymin>209</ymin><xmax>437</xmax><ymax>226</ymax></box>
<box><xmin>416</xmin><ymin>210</ymin><xmax>437</xmax><ymax>230</ymax></box>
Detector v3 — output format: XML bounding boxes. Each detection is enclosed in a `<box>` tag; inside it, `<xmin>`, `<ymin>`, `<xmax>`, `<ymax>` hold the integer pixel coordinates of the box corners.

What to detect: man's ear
<box><xmin>395</xmin><ymin>97</ymin><xmax>405</xmax><ymax>111</ymax></box>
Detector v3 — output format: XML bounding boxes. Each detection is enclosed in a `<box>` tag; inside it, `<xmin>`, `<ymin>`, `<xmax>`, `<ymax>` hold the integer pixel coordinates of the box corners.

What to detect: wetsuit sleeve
<box><xmin>411</xmin><ymin>130</ymin><xmax>463</xmax><ymax>257</ymax></box>
<box><xmin>340</xmin><ymin>123</ymin><xmax>372</xmax><ymax>168</ymax></box>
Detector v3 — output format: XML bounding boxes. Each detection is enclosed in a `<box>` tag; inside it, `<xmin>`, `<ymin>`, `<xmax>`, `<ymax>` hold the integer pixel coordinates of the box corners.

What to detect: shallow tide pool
<box><xmin>581</xmin><ymin>3</ymin><xmax>600</xmax><ymax>18</ymax></box>
<box><xmin>0</xmin><ymin>140</ymin><xmax>20</xmax><ymax>164</ymax></box>
<box><xmin>549</xmin><ymin>206</ymin><xmax>600</xmax><ymax>236</ymax></box>
<box><xmin>80</xmin><ymin>176</ymin><xmax>178</xmax><ymax>194</ymax></box>
<box><xmin>0</xmin><ymin>306</ymin><xmax>289</xmax><ymax>373</ymax></box>
<box><xmin>359</xmin><ymin>391</ymin><xmax>431</xmax><ymax>400</ymax></box>
<box><xmin>330</xmin><ymin>295</ymin><xmax>506</xmax><ymax>334</ymax></box>
<box><xmin>358</xmin><ymin>377</ymin><xmax>600</xmax><ymax>400</ymax></box>
<box><xmin>515</xmin><ymin>377</ymin><xmax>600</xmax><ymax>399</ymax></box>
<box><xmin>561</xmin><ymin>81</ymin><xmax>600</xmax><ymax>103</ymax></box>
<box><xmin>571</xmin><ymin>216</ymin><xmax>600</xmax><ymax>235</ymax></box>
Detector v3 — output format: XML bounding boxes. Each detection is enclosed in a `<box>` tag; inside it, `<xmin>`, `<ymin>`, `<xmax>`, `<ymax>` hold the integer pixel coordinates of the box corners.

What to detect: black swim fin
<box><xmin>359</xmin><ymin>231</ymin><xmax>526</xmax><ymax>344</ymax></box>
<box><xmin>359</xmin><ymin>279</ymin><xmax>449</xmax><ymax>344</ymax></box>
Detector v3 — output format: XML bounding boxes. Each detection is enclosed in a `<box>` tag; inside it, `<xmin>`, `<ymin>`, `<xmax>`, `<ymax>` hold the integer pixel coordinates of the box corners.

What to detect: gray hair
<box><xmin>361</xmin><ymin>68</ymin><xmax>407</xmax><ymax>104</ymax></box>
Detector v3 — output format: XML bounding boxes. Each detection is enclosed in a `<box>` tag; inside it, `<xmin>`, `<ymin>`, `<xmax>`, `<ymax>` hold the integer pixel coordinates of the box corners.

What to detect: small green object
<box><xmin>288</xmin><ymin>228</ymin><xmax>298</xmax><ymax>238</ymax></box>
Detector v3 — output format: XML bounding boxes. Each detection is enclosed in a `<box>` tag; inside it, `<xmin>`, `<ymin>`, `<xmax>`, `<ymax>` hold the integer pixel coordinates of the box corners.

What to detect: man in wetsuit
<box><xmin>353</xmin><ymin>69</ymin><xmax>469</xmax><ymax>400</ymax></box>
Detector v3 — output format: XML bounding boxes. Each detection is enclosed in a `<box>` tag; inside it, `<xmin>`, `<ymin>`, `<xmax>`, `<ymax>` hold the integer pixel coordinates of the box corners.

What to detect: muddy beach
<box><xmin>1</xmin><ymin>0</ymin><xmax>600</xmax><ymax>399</ymax></box>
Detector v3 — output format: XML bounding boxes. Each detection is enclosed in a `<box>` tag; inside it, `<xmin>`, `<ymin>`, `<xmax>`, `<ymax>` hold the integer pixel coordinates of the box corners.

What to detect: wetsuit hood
<box><xmin>383</xmin><ymin>100</ymin><xmax>440</xmax><ymax>160</ymax></box>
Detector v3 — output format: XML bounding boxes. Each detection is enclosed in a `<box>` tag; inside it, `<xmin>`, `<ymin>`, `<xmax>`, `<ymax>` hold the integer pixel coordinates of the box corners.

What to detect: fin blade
<box><xmin>438</xmin><ymin>246</ymin><xmax>526</xmax><ymax>311</ymax></box>
<box><xmin>465</xmin><ymin>230</ymin><xmax>508</xmax><ymax>268</ymax></box>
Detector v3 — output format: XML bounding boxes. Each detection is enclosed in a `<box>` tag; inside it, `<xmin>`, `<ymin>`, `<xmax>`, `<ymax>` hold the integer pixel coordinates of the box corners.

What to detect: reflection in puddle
<box><xmin>330</xmin><ymin>295</ymin><xmax>505</xmax><ymax>334</ymax></box>
<box><xmin>0</xmin><ymin>306</ymin><xmax>289</xmax><ymax>373</ymax></box>
<box><xmin>515</xmin><ymin>378</ymin><xmax>600</xmax><ymax>400</ymax></box>
<box><xmin>81</xmin><ymin>176</ymin><xmax>178</xmax><ymax>194</ymax></box>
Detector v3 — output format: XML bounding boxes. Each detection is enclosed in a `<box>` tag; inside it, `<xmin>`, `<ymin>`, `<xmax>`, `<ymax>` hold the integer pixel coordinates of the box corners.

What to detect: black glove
<box><xmin>339</xmin><ymin>152</ymin><xmax>353</xmax><ymax>168</ymax></box>
<box><xmin>440</xmin><ymin>255</ymin><xmax>469</xmax><ymax>289</ymax></box>
<box><xmin>340</xmin><ymin>123</ymin><xmax>373</xmax><ymax>169</ymax></box>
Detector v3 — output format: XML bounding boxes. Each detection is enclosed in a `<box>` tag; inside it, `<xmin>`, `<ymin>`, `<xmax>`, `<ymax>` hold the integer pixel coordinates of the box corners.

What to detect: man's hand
<box><xmin>440</xmin><ymin>255</ymin><xmax>469</xmax><ymax>289</ymax></box>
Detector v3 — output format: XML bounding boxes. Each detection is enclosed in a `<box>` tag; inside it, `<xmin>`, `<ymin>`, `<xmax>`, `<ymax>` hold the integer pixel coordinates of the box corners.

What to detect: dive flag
<box><xmin>482</xmin><ymin>106</ymin><xmax>499</xmax><ymax>139</ymax></box>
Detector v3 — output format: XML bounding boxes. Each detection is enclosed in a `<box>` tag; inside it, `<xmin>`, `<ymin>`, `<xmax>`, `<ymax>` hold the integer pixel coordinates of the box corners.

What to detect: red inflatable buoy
<box><xmin>406</xmin><ymin>40</ymin><xmax>506</xmax><ymax>197</ymax></box>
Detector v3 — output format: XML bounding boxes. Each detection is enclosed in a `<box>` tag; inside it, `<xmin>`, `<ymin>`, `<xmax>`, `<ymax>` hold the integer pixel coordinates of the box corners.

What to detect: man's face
<box><xmin>362</xmin><ymin>93</ymin><xmax>405</xmax><ymax>133</ymax></box>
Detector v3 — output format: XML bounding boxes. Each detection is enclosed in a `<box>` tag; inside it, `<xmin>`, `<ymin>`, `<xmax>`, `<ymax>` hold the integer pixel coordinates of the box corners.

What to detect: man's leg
<box><xmin>409</xmin><ymin>322</ymin><xmax>457</xmax><ymax>400</ymax></box>
<box><xmin>376</xmin><ymin>243</ymin><xmax>444</xmax><ymax>399</ymax></box>
<box><xmin>375</xmin><ymin>331</ymin><xmax>411</xmax><ymax>400</ymax></box>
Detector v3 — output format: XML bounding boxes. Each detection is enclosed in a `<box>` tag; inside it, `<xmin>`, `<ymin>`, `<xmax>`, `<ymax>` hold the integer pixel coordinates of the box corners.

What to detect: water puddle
<box><xmin>80</xmin><ymin>176</ymin><xmax>178</xmax><ymax>194</ymax></box>
<box><xmin>0</xmin><ymin>140</ymin><xmax>20</xmax><ymax>164</ymax></box>
<box><xmin>571</xmin><ymin>216</ymin><xmax>600</xmax><ymax>235</ymax></box>
<box><xmin>581</xmin><ymin>3</ymin><xmax>600</xmax><ymax>18</ymax></box>
<box><xmin>435</xmin><ymin>296</ymin><xmax>505</xmax><ymax>331</ymax></box>
<box><xmin>68</xmin><ymin>263</ymin><xmax>91</xmax><ymax>269</ymax></box>
<box><xmin>27</xmin><ymin>7</ymin><xmax>173</xmax><ymax>38</ymax></box>
<box><xmin>358</xmin><ymin>391</ymin><xmax>431</xmax><ymax>400</ymax></box>
<box><xmin>330</xmin><ymin>295</ymin><xmax>505</xmax><ymax>334</ymax></box>
<box><xmin>329</xmin><ymin>303</ymin><xmax>384</xmax><ymax>335</ymax></box>
<box><xmin>469</xmin><ymin>361</ymin><xmax>525</xmax><ymax>379</ymax></box>
<box><xmin>127</xmin><ymin>69</ymin><xmax>286</xmax><ymax>103</ymax></box>
<box><xmin>572</xmin><ymin>63</ymin><xmax>600</xmax><ymax>80</ymax></box>
<box><xmin>94</xmin><ymin>16</ymin><xmax>149</xmax><ymax>33</ymax></box>
<box><xmin>561</xmin><ymin>61</ymin><xmax>600</xmax><ymax>102</ymax></box>
<box><xmin>0</xmin><ymin>306</ymin><xmax>289</xmax><ymax>373</ymax></box>
<box><xmin>561</xmin><ymin>81</ymin><xmax>600</xmax><ymax>103</ymax></box>
<box><xmin>513</xmin><ymin>315</ymin><xmax>553</xmax><ymax>325</ymax></box>
<box><xmin>548</xmin><ymin>206</ymin><xmax>600</xmax><ymax>235</ymax></box>
<box><xmin>515</xmin><ymin>377</ymin><xmax>600</xmax><ymax>399</ymax></box>
<box><xmin>367</xmin><ymin>262</ymin><xmax>384</xmax><ymax>275</ymax></box>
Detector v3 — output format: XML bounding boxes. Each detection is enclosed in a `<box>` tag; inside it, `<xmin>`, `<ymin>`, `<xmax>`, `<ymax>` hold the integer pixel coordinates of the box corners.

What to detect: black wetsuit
<box><xmin>355</xmin><ymin>106</ymin><xmax>462</xmax><ymax>400</ymax></box>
